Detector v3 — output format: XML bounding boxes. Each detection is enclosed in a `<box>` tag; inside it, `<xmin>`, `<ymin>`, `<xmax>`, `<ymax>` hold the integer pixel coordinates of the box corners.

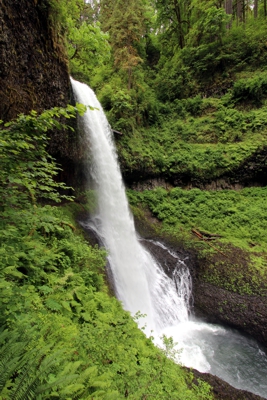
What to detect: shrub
<box><xmin>232</xmin><ymin>71</ymin><xmax>267</xmax><ymax>105</ymax></box>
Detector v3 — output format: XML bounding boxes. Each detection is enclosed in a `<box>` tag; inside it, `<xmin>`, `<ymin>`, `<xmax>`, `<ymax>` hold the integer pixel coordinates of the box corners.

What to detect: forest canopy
<box><xmin>50</xmin><ymin>0</ymin><xmax>267</xmax><ymax>133</ymax></box>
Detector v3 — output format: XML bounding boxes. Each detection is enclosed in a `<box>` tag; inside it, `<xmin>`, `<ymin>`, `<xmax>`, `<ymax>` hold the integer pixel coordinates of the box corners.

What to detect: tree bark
<box><xmin>225</xmin><ymin>0</ymin><xmax>233</xmax><ymax>14</ymax></box>
<box><xmin>254</xmin><ymin>0</ymin><xmax>258</xmax><ymax>18</ymax></box>
<box><xmin>173</xmin><ymin>0</ymin><xmax>185</xmax><ymax>49</ymax></box>
<box><xmin>225</xmin><ymin>0</ymin><xmax>233</xmax><ymax>28</ymax></box>
<box><xmin>235</xmin><ymin>0</ymin><xmax>244</xmax><ymax>23</ymax></box>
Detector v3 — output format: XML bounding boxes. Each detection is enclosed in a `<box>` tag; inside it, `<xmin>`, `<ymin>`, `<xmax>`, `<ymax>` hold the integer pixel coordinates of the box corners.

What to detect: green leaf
<box><xmin>45</xmin><ymin>298</ymin><xmax>62</xmax><ymax>311</ymax></box>
<box><xmin>4</xmin><ymin>266</ymin><xmax>25</xmax><ymax>279</ymax></box>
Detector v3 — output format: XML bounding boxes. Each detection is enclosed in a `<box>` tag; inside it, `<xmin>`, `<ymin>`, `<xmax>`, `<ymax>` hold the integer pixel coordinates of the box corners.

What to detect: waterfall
<box><xmin>71</xmin><ymin>78</ymin><xmax>267</xmax><ymax>398</ymax></box>
<box><xmin>71</xmin><ymin>78</ymin><xmax>190</xmax><ymax>334</ymax></box>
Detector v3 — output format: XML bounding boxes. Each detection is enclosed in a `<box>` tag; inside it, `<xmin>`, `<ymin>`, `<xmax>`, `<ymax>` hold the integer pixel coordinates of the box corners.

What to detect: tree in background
<box><xmin>254</xmin><ymin>0</ymin><xmax>258</xmax><ymax>16</ymax></box>
<box><xmin>50</xmin><ymin>0</ymin><xmax>111</xmax><ymax>84</ymax></box>
<box><xmin>68</xmin><ymin>1</ymin><xmax>111</xmax><ymax>83</ymax></box>
<box><xmin>55</xmin><ymin>0</ymin><xmax>267</xmax><ymax>132</ymax></box>
<box><xmin>100</xmin><ymin>0</ymin><xmax>147</xmax><ymax>90</ymax></box>
<box><xmin>186</xmin><ymin>1</ymin><xmax>230</xmax><ymax>46</ymax></box>
<box><xmin>153</xmin><ymin>0</ymin><xmax>191</xmax><ymax>50</ymax></box>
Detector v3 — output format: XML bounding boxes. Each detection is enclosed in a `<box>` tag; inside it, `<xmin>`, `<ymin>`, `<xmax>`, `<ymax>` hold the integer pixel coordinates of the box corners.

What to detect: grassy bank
<box><xmin>128</xmin><ymin>187</ymin><xmax>267</xmax><ymax>296</ymax></box>
<box><xmin>117</xmin><ymin>87</ymin><xmax>267</xmax><ymax>181</ymax></box>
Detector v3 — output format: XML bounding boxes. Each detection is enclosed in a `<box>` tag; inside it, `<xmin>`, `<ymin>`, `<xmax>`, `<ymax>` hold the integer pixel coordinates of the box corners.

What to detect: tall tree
<box><xmin>225</xmin><ymin>0</ymin><xmax>233</xmax><ymax>28</ymax></box>
<box><xmin>186</xmin><ymin>1</ymin><xmax>230</xmax><ymax>46</ymax></box>
<box><xmin>100</xmin><ymin>0</ymin><xmax>147</xmax><ymax>89</ymax></box>
<box><xmin>254</xmin><ymin>0</ymin><xmax>258</xmax><ymax>17</ymax></box>
<box><xmin>225</xmin><ymin>0</ymin><xmax>233</xmax><ymax>15</ymax></box>
<box><xmin>234</xmin><ymin>0</ymin><xmax>245</xmax><ymax>22</ymax></box>
<box><xmin>154</xmin><ymin>0</ymin><xmax>191</xmax><ymax>49</ymax></box>
<box><xmin>54</xmin><ymin>0</ymin><xmax>110</xmax><ymax>83</ymax></box>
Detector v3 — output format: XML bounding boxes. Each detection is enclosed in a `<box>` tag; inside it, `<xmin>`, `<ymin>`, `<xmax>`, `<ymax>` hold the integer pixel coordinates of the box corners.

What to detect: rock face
<box><xmin>192</xmin><ymin>245</ymin><xmax>267</xmax><ymax>348</ymax></box>
<box><xmin>137</xmin><ymin>236</ymin><xmax>267</xmax><ymax>399</ymax></box>
<box><xmin>144</xmin><ymin>235</ymin><xmax>267</xmax><ymax>348</ymax></box>
<box><xmin>194</xmin><ymin>282</ymin><xmax>267</xmax><ymax>347</ymax></box>
<box><xmin>192</xmin><ymin>369</ymin><xmax>265</xmax><ymax>400</ymax></box>
<box><xmin>0</xmin><ymin>0</ymin><xmax>70</xmax><ymax>122</ymax></box>
<box><xmin>0</xmin><ymin>0</ymin><xmax>85</xmax><ymax>188</ymax></box>
<box><xmin>123</xmin><ymin>147</ymin><xmax>267</xmax><ymax>191</ymax></box>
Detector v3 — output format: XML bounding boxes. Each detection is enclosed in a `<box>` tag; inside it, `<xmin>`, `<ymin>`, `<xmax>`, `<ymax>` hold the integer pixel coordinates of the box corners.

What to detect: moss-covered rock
<box><xmin>0</xmin><ymin>0</ymin><xmax>70</xmax><ymax>122</ymax></box>
<box><xmin>192</xmin><ymin>244</ymin><xmax>267</xmax><ymax>347</ymax></box>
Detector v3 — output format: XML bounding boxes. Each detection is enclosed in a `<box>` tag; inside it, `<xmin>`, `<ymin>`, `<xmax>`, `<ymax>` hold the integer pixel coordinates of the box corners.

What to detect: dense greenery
<box><xmin>3</xmin><ymin>0</ymin><xmax>267</xmax><ymax>397</ymax></box>
<box><xmin>128</xmin><ymin>186</ymin><xmax>267</xmax><ymax>295</ymax></box>
<box><xmin>49</xmin><ymin>0</ymin><xmax>267</xmax><ymax>185</ymax></box>
<box><xmin>116</xmin><ymin>94</ymin><xmax>267</xmax><ymax>180</ymax></box>
<box><xmin>128</xmin><ymin>186</ymin><xmax>267</xmax><ymax>252</ymax></box>
<box><xmin>0</xmin><ymin>108</ymin><xmax>212</xmax><ymax>398</ymax></box>
<box><xmin>52</xmin><ymin>0</ymin><xmax>267</xmax><ymax>132</ymax></box>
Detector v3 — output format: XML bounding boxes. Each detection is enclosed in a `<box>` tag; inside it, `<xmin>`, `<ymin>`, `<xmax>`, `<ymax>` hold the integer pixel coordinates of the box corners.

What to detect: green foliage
<box><xmin>101</xmin><ymin>0</ymin><xmax>146</xmax><ymax>76</ymax></box>
<box><xmin>154</xmin><ymin>15</ymin><xmax>267</xmax><ymax>104</ymax></box>
<box><xmin>0</xmin><ymin>108</ymin><xmax>211</xmax><ymax>399</ymax></box>
<box><xmin>97</xmin><ymin>69</ymin><xmax>159</xmax><ymax>133</ymax></box>
<box><xmin>153</xmin><ymin>0</ymin><xmax>191</xmax><ymax>50</ymax></box>
<box><xmin>128</xmin><ymin>186</ymin><xmax>267</xmax><ymax>253</ymax></box>
<box><xmin>186</xmin><ymin>6</ymin><xmax>230</xmax><ymax>47</ymax></box>
<box><xmin>56</xmin><ymin>0</ymin><xmax>267</xmax><ymax>134</ymax></box>
<box><xmin>117</xmin><ymin>87</ymin><xmax>267</xmax><ymax>180</ymax></box>
<box><xmin>0</xmin><ymin>104</ymin><xmax>85</xmax><ymax>208</ymax></box>
<box><xmin>67</xmin><ymin>19</ymin><xmax>111</xmax><ymax>84</ymax></box>
<box><xmin>48</xmin><ymin>0</ymin><xmax>111</xmax><ymax>84</ymax></box>
<box><xmin>184</xmin><ymin>95</ymin><xmax>203</xmax><ymax>117</ymax></box>
<box><xmin>232</xmin><ymin>71</ymin><xmax>267</xmax><ymax>105</ymax></box>
<box><xmin>128</xmin><ymin>186</ymin><xmax>267</xmax><ymax>295</ymax></box>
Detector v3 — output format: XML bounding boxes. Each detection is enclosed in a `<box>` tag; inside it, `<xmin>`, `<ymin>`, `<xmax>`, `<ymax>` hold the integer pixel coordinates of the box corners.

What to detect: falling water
<box><xmin>71</xmin><ymin>78</ymin><xmax>267</xmax><ymax>398</ymax></box>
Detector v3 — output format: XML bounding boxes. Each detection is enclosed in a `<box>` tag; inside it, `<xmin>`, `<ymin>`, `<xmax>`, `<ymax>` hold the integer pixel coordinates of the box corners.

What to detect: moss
<box><xmin>119</xmin><ymin>88</ymin><xmax>267</xmax><ymax>187</ymax></box>
<box><xmin>130</xmin><ymin>198</ymin><xmax>267</xmax><ymax>297</ymax></box>
<box><xmin>196</xmin><ymin>245</ymin><xmax>267</xmax><ymax>296</ymax></box>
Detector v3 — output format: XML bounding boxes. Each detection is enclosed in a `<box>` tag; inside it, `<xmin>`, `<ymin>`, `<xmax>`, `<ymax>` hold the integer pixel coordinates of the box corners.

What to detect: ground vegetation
<box><xmin>0</xmin><ymin>106</ymin><xmax>212</xmax><ymax>399</ymax></box>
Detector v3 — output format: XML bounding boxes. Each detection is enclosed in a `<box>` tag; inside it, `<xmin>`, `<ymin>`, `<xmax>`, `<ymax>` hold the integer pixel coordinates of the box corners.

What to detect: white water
<box><xmin>71</xmin><ymin>78</ymin><xmax>267</xmax><ymax>398</ymax></box>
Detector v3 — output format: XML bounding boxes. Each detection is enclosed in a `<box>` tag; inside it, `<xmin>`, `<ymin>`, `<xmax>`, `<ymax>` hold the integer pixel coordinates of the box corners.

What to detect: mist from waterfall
<box><xmin>71</xmin><ymin>78</ymin><xmax>267</xmax><ymax>398</ymax></box>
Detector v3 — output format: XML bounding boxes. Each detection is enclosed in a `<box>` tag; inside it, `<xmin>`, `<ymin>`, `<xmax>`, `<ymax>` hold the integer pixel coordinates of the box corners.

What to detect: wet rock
<box><xmin>192</xmin><ymin>244</ymin><xmax>267</xmax><ymax>348</ymax></box>
<box><xmin>0</xmin><ymin>0</ymin><xmax>70</xmax><ymax>122</ymax></box>
<box><xmin>193</xmin><ymin>281</ymin><xmax>267</xmax><ymax>348</ymax></box>
<box><xmin>138</xmin><ymin>231</ymin><xmax>267</xmax><ymax>399</ymax></box>
<box><xmin>0</xmin><ymin>0</ymin><xmax>86</xmax><ymax>189</ymax></box>
<box><xmin>135</xmin><ymin>209</ymin><xmax>267</xmax><ymax>348</ymax></box>
<box><xmin>191</xmin><ymin>368</ymin><xmax>266</xmax><ymax>400</ymax></box>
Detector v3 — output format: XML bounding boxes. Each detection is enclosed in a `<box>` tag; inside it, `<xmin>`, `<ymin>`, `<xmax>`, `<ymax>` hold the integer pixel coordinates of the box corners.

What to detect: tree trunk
<box><xmin>235</xmin><ymin>0</ymin><xmax>243</xmax><ymax>23</ymax></box>
<box><xmin>225</xmin><ymin>0</ymin><xmax>233</xmax><ymax>14</ymax></box>
<box><xmin>173</xmin><ymin>0</ymin><xmax>185</xmax><ymax>49</ymax></box>
<box><xmin>254</xmin><ymin>0</ymin><xmax>258</xmax><ymax>18</ymax></box>
<box><xmin>225</xmin><ymin>0</ymin><xmax>233</xmax><ymax>28</ymax></box>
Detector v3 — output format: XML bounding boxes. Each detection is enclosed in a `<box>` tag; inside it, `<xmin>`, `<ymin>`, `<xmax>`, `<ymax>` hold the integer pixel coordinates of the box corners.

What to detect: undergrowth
<box><xmin>128</xmin><ymin>187</ymin><xmax>267</xmax><ymax>252</ymax></box>
<box><xmin>127</xmin><ymin>187</ymin><xmax>267</xmax><ymax>295</ymax></box>
<box><xmin>0</xmin><ymin>107</ymin><xmax>212</xmax><ymax>399</ymax></box>
<box><xmin>117</xmin><ymin>90</ymin><xmax>267</xmax><ymax>180</ymax></box>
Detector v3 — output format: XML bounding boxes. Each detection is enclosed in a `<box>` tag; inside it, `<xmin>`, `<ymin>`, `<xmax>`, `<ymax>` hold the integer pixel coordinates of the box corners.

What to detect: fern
<box><xmin>10</xmin><ymin>347</ymin><xmax>66</xmax><ymax>400</ymax></box>
<box><xmin>0</xmin><ymin>330</ymin><xmax>27</xmax><ymax>394</ymax></box>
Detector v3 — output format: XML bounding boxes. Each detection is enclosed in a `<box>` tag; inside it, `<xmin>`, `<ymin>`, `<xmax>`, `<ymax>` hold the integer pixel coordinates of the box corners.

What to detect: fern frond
<box><xmin>10</xmin><ymin>348</ymin><xmax>65</xmax><ymax>400</ymax></box>
<box><xmin>0</xmin><ymin>330</ymin><xmax>27</xmax><ymax>393</ymax></box>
